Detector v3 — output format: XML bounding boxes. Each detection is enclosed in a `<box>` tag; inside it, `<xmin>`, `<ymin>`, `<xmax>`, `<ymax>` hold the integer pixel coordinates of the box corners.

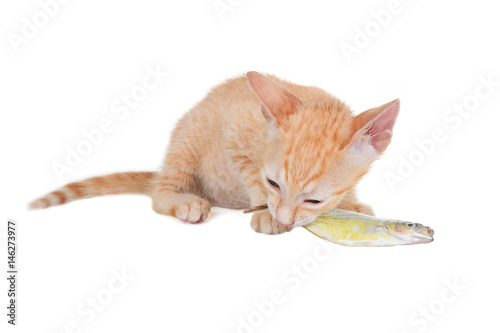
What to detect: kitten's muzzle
<box><xmin>275</xmin><ymin>204</ymin><xmax>296</xmax><ymax>226</ymax></box>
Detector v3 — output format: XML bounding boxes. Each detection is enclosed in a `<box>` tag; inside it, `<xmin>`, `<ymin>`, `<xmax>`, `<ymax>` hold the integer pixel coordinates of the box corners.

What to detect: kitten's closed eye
<box><xmin>267</xmin><ymin>177</ymin><xmax>322</xmax><ymax>204</ymax></box>
<box><xmin>267</xmin><ymin>179</ymin><xmax>280</xmax><ymax>188</ymax></box>
<box><xmin>305</xmin><ymin>199</ymin><xmax>322</xmax><ymax>204</ymax></box>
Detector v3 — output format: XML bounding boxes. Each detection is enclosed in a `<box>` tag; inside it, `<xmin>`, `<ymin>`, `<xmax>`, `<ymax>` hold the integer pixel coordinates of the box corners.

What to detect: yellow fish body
<box><xmin>304</xmin><ymin>208</ymin><xmax>434</xmax><ymax>247</ymax></box>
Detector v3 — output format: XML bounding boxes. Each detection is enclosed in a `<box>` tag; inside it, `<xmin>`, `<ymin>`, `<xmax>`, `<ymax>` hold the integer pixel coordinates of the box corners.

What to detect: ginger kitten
<box><xmin>29</xmin><ymin>72</ymin><xmax>400</xmax><ymax>235</ymax></box>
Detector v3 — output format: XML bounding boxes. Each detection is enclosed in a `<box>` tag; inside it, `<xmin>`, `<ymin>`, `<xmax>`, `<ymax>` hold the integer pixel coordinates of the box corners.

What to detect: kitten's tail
<box><xmin>28</xmin><ymin>171</ymin><xmax>156</xmax><ymax>210</ymax></box>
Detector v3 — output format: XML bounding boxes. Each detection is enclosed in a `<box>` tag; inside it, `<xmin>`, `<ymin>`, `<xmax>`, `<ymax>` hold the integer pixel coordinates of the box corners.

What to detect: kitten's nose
<box><xmin>276</xmin><ymin>204</ymin><xmax>295</xmax><ymax>226</ymax></box>
<box><xmin>277</xmin><ymin>219</ymin><xmax>294</xmax><ymax>226</ymax></box>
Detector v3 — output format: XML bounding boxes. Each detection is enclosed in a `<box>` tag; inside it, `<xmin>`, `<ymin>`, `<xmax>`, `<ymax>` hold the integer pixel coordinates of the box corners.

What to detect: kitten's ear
<box><xmin>347</xmin><ymin>99</ymin><xmax>400</xmax><ymax>159</ymax></box>
<box><xmin>247</xmin><ymin>71</ymin><xmax>302</xmax><ymax>129</ymax></box>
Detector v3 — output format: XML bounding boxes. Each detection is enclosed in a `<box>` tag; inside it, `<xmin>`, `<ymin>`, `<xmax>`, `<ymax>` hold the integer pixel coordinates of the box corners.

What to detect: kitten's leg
<box><xmin>151</xmin><ymin>151</ymin><xmax>211</xmax><ymax>223</ymax></box>
<box><xmin>153</xmin><ymin>190</ymin><xmax>211</xmax><ymax>223</ymax></box>
<box><xmin>337</xmin><ymin>190</ymin><xmax>374</xmax><ymax>216</ymax></box>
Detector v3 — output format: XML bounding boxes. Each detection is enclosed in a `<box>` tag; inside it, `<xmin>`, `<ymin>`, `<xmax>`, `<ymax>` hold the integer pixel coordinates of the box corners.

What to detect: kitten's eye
<box><xmin>305</xmin><ymin>199</ymin><xmax>322</xmax><ymax>204</ymax></box>
<box><xmin>267</xmin><ymin>179</ymin><xmax>280</xmax><ymax>188</ymax></box>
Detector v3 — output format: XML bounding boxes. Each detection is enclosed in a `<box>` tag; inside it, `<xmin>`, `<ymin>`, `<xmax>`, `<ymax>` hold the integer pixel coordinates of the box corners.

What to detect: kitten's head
<box><xmin>247</xmin><ymin>71</ymin><xmax>400</xmax><ymax>227</ymax></box>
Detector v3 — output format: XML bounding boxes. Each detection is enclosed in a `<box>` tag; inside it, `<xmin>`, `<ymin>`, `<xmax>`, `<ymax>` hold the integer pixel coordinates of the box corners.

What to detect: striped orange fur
<box><xmin>29</xmin><ymin>172</ymin><xmax>155</xmax><ymax>209</ymax></box>
<box><xmin>30</xmin><ymin>72</ymin><xmax>399</xmax><ymax>234</ymax></box>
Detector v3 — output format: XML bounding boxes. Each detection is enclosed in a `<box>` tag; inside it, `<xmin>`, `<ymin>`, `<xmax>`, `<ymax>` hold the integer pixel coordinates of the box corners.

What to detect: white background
<box><xmin>1</xmin><ymin>0</ymin><xmax>499</xmax><ymax>332</ymax></box>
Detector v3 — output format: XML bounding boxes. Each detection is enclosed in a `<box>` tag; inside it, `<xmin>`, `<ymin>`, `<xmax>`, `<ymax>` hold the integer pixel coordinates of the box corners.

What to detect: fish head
<box><xmin>385</xmin><ymin>222</ymin><xmax>434</xmax><ymax>245</ymax></box>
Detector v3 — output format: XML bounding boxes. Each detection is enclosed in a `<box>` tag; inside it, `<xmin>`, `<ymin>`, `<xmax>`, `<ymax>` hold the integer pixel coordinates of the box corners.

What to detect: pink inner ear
<box><xmin>247</xmin><ymin>71</ymin><xmax>302</xmax><ymax>128</ymax></box>
<box><xmin>351</xmin><ymin>99</ymin><xmax>400</xmax><ymax>154</ymax></box>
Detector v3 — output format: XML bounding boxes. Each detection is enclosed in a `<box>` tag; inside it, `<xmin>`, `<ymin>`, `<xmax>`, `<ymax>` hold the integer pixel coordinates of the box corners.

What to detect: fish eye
<box><xmin>407</xmin><ymin>223</ymin><xmax>414</xmax><ymax>227</ymax></box>
<box><xmin>267</xmin><ymin>179</ymin><xmax>280</xmax><ymax>188</ymax></box>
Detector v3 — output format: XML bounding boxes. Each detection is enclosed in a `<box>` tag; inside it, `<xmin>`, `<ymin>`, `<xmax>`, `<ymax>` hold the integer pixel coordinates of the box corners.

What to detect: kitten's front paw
<box><xmin>174</xmin><ymin>196</ymin><xmax>211</xmax><ymax>223</ymax></box>
<box><xmin>251</xmin><ymin>211</ymin><xmax>292</xmax><ymax>235</ymax></box>
<box><xmin>153</xmin><ymin>192</ymin><xmax>211</xmax><ymax>223</ymax></box>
